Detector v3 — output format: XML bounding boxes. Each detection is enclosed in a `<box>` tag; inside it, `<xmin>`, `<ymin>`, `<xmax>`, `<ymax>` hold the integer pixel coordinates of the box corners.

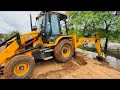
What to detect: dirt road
<box><xmin>1</xmin><ymin>45</ymin><xmax>120</xmax><ymax>79</ymax></box>
<box><xmin>30</xmin><ymin>52</ymin><xmax>120</xmax><ymax>79</ymax></box>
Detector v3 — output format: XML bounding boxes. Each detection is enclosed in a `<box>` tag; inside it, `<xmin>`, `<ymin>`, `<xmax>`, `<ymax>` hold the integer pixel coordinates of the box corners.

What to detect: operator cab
<box><xmin>35</xmin><ymin>11</ymin><xmax>68</xmax><ymax>43</ymax></box>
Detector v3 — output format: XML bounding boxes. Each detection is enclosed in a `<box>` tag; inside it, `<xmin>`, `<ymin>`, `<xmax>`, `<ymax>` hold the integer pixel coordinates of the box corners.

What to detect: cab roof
<box><xmin>36</xmin><ymin>11</ymin><xmax>67</xmax><ymax>20</ymax></box>
<box><xmin>50</xmin><ymin>11</ymin><xmax>67</xmax><ymax>16</ymax></box>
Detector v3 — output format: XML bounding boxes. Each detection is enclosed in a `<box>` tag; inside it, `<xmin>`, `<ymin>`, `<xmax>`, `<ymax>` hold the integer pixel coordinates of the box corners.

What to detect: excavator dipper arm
<box><xmin>72</xmin><ymin>32</ymin><xmax>105</xmax><ymax>61</ymax></box>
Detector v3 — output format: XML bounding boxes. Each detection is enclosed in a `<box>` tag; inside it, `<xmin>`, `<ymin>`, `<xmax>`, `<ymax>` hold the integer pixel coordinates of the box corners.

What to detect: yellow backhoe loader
<box><xmin>0</xmin><ymin>11</ymin><xmax>105</xmax><ymax>79</ymax></box>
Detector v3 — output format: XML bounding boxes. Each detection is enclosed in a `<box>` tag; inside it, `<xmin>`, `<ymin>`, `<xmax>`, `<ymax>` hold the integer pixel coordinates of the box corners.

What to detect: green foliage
<box><xmin>67</xmin><ymin>11</ymin><xmax>120</xmax><ymax>43</ymax></box>
<box><xmin>109</xmin><ymin>30</ymin><xmax>120</xmax><ymax>43</ymax></box>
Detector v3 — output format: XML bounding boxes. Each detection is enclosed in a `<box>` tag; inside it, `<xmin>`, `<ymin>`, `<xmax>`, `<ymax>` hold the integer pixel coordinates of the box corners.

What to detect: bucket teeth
<box><xmin>96</xmin><ymin>56</ymin><xmax>107</xmax><ymax>63</ymax></box>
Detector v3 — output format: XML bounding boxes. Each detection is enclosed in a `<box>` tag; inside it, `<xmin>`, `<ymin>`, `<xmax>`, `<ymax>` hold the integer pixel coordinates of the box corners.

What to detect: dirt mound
<box><xmin>35</xmin><ymin>60</ymin><xmax>79</xmax><ymax>79</ymax></box>
<box><xmin>73</xmin><ymin>52</ymin><xmax>88</xmax><ymax>65</ymax></box>
<box><xmin>30</xmin><ymin>52</ymin><xmax>120</xmax><ymax>79</ymax></box>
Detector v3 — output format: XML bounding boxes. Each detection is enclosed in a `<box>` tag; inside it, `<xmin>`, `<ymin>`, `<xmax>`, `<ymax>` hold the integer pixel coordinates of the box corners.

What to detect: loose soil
<box><xmin>30</xmin><ymin>52</ymin><xmax>120</xmax><ymax>79</ymax></box>
<box><xmin>1</xmin><ymin>46</ymin><xmax>120</xmax><ymax>79</ymax></box>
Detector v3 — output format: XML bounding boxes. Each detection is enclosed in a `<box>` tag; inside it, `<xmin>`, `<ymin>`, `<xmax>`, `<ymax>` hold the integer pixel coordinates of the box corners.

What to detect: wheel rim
<box><xmin>62</xmin><ymin>45</ymin><xmax>71</xmax><ymax>58</ymax></box>
<box><xmin>14</xmin><ymin>62</ymin><xmax>29</xmax><ymax>76</ymax></box>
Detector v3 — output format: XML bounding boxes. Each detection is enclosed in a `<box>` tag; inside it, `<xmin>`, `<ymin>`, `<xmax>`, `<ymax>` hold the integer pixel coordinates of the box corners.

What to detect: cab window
<box><xmin>50</xmin><ymin>14</ymin><xmax>60</xmax><ymax>35</ymax></box>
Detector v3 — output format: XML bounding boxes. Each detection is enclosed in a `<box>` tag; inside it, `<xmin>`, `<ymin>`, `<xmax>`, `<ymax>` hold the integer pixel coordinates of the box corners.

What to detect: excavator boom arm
<box><xmin>72</xmin><ymin>32</ymin><xmax>104</xmax><ymax>57</ymax></box>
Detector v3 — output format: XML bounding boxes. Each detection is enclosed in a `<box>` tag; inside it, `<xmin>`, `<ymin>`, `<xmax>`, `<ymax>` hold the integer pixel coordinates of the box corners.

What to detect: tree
<box><xmin>94</xmin><ymin>11</ymin><xmax>120</xmax><ymax>53</ymax></box>
<box><xmin>67</xmin><ymin>11</ymin><xmax>100</xmax><ymax>37</ymax></box>
<box><xmin>67</xmin><ymin>11</ymin><xmax>120</xmax><ymax>53</ymax></box>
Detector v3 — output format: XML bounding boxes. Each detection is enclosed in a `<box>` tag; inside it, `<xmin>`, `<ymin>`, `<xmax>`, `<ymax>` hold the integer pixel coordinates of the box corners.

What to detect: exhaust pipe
<box><xmin>30</xmin><ymin>14</ymin><xmax>33</xmax><ymax>31</ymax></box>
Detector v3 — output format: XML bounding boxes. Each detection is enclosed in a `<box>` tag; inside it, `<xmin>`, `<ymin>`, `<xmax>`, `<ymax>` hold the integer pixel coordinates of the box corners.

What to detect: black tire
<box><xmin>3</xmin><ymin>55</ymin><xmax>35</xmax><ymax>79</ymax></box>
<box><xmin>54</xmin><ymin>39</ymin><xmax>74</xmax><ymax>63</ymax></box>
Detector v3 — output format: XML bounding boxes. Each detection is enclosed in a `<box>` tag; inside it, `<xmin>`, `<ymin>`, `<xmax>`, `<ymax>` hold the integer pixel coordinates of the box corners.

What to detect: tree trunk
<box><xmin>104</xmin><ymin>37</ymin><xmax>109</xmax><ymax>53</ymax></box>
<box><xmin>104</xmin><ymin>23</ymin><xmax>109</xmax><ymax>53</ymax></box>
<box><xmin>83</xmin><ymin>26</ymin><xmax>86</xmax><ymax>36</ymax></box>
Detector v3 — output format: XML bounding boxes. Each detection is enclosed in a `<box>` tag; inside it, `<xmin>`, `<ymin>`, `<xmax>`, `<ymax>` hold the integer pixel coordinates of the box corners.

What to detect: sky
<box><xmin>0</xmin><ymin>11</ymin><xmax>67</xmax><ymax>34</ymax></box>
<box><xmin>0</xmin><ymin>11</ymin><xmax>40</xmax><ymax>34</ymax></box>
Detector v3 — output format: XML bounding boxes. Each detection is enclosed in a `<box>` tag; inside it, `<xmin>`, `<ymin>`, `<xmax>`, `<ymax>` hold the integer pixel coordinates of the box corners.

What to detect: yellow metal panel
<box><xmin>20</xmin><ymin>30</ymin><xmax>39</xmax><ymax>44</ymax></box>
<box><xmin>0</xmin><ymin>41</ymin><xmax>19</xmax><ymax>65</ymax></box>
<box><xmin>43</xmin><ymin>35</ymin><xmax>72</xmax><ymax>47</ymax></box>
<box><xmin>33</xmin><ymin>37</ymin><xmax>43</xmax><ymax>47</ymax></box>
<box><xmin>72</xmin><ymin>32</ymin><xmax>103</xmax><ymax>56</ymax></box>
<box><xmin>0</xmin><ymin>30</ymin><xmax>40</xmax><ymax>65</ymax></box>
<box><xmin>95</xmin><ymin>39</ymin><xmax>102</xmax><ymax>56</ymax></box>
<box><xmin>72</xmin><ymin>34</ymin><xmax>77</xmax><ymax>51</ymax></box>
<box><xmin>76</xmin><ymin>37</ymin><xmax>96</xmax><ymax>48</ymax></box>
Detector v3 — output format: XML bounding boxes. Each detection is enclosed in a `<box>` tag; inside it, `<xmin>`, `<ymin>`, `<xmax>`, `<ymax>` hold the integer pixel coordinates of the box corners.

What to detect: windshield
<box><xmin>36</xmin><ymin>15</ymin><xmax>45</xmax><ymax>31</ymax></box>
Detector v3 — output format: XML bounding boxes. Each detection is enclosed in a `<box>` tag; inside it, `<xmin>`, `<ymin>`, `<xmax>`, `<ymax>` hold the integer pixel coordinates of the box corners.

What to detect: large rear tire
<box><xmin>54</xmin><ymin>39</ymin><xmax>74</xmax><ymax>63</ymax></box>
<box><xmin>3</xmin><ymin>55</ymin><xmax>35</xmax><ymax>79</ymax></box>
